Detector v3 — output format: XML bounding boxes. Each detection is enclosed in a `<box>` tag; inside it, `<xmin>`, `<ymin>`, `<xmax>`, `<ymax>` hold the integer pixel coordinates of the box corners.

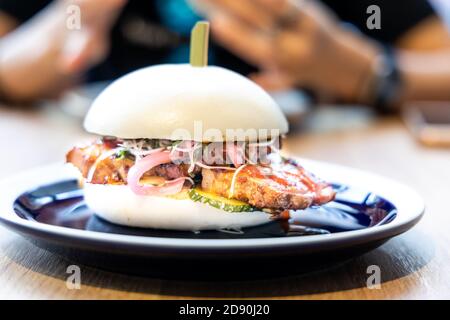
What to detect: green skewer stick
<box><xmin>190</xmin><ymin>21</ymin><xmax>210</xmax><ymax>67</ymax></box>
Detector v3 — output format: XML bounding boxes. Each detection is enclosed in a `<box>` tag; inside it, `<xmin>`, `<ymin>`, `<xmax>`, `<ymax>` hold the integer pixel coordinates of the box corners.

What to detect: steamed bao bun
<box><xmin>82</xmin><ymin>64</ymin><xmax>289</xmax><ymax>231</ymax></box>
<box><xmin>84</xmin><ymin>64</ymin><xmax>288</xmax><ymax>142</ymax></box>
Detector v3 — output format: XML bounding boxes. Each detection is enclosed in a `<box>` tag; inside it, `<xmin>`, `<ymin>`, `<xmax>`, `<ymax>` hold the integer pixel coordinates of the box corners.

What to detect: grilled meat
<box><xmin>67</xmin><ymin>139</ymin><xmax>335</xmax><ymax>210</ymax></box>
<box><xmin>201</xmin><ymin>162</ymin><xmax>335</xmax><ymax>210</ymax></box>
<box><xmin>66</xmin><ymin>141</ymin><xmax>199</xmax><ymax>184</ymax></box>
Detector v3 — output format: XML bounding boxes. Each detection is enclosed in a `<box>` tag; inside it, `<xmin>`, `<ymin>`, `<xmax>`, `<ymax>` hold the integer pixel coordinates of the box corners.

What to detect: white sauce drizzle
<box><xmin>228</xmin><ymin>164</ymin><xmax>248</xmax><ymax>199</ymax></box>
<box><xmin>195</xmin><ymin>162</ymin><xmax>237</xmax><ymax>171</ymax></box>
<box><xmin>86</xmin><ymin>148</ymin><xmax>124</xmax><ymax>183</ymax></box>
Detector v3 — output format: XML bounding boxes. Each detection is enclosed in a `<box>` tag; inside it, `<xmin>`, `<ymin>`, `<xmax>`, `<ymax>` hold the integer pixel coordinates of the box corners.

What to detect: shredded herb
<box><xmin>116</xmin><ymin>149</ymin><xmax>131</xmax><ymax>160</ymax></box>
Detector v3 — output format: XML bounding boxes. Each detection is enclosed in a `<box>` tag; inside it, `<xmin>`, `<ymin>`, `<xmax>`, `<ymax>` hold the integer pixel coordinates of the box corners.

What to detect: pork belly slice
<box><xmin>201</xmin><ymin>161</ymin><xmax>335</xmax><ymax>210</ymax></box>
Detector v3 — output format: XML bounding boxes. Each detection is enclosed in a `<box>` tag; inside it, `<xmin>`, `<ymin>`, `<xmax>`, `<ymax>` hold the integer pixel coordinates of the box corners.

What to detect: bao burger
<box><xmin>66</xmin><ymin>64</ymin><xmax>336</xmax><ymax>231</ymax></box>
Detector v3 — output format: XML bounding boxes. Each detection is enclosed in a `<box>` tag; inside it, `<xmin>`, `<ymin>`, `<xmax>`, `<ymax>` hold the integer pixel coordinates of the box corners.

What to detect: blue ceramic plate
<box><xmin>0</xmin><ymin>160</ymin><xmax>424</xmax><ymax>279</ymax></box>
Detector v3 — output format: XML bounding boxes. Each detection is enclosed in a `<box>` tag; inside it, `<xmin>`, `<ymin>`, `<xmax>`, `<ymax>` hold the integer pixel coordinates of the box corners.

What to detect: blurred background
<box><xmin>1</xmin><ymin>0</ymin><xmax>450</xmax><ymax>177</ymax></box>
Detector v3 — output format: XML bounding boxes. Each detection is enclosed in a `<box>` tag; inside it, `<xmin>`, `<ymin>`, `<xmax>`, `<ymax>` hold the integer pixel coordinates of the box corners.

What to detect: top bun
<box><xmin>84</xmin><ymin>64</ymin><xmax>288</xmax><ymax>142</ymax></box>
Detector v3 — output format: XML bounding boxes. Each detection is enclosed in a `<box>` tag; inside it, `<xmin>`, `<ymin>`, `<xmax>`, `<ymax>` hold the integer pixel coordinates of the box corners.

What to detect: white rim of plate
<box><xmin>0</xmin><ymin>160</ymin><xmax>425</xmax><ymax>249</ymax></box>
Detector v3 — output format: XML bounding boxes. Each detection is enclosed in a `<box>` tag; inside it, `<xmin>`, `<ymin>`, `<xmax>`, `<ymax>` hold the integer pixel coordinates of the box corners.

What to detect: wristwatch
<box><xmin>369</xmin><ymin>46</ymin><xmax>404</xmax><ymax>114</ymax></box>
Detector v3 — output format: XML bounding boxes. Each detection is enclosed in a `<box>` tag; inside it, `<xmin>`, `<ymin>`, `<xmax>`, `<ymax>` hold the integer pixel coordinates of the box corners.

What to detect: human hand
<box><xmin>0</xmin><ymin>0</ymin><xmax>126</xmax><ymax>102</ymax></box>
<box><xmin>195</xmin><ymin>0</ymin><xmax>380</xmax><ymax>100</ymax></box>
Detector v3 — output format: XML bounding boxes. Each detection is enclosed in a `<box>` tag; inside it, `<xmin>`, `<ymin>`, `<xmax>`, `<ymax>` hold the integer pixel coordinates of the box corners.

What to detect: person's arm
<box><xmin>0</xmin><ymin>11</ymin><xmax>17</xmax><ymax>102</ymax></box>
<box><xmin>396</xmin><ymin>15</ymin><xmax>450</xmax><ymax>51</ymax></box>
<box><xmin>397</xmin><ymin>50</ymin><xmax>450</xmax><ymax>102</ymax></box>
<box><xmin>391</xmin><ymin>16</ymin><xmax>450</xmax><ymax>102</ymax></box>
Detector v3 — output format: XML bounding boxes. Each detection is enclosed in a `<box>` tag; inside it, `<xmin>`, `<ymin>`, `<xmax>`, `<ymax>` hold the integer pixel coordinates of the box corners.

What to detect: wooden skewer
<box><xmin>190</xmin><ymin>21</ymin><xmax>210</xmax><ymax>67</ymax></box>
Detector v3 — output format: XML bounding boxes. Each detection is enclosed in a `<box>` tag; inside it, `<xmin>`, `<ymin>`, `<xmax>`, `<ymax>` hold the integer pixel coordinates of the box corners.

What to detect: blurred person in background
<box><xmin>195</xmin><ymin>0</ymin><xmax>450</xmax><ymax>112</ymax></box>
<box><xmin>0</xmin><ymin>0</ymin><xmax>253</xmax><ymax>103</ymax></box>
<box><xmin>0</xmin><ymin>0</ymin><xmax>450</xmax><ymax>113</ymax></box>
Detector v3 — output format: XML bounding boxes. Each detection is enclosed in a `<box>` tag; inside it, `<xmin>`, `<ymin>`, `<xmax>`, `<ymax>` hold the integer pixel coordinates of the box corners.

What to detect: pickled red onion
<box><xmin>127</xmin><ymin>150</ymin><xmax>190</xmax><ymax>196</ymax></box>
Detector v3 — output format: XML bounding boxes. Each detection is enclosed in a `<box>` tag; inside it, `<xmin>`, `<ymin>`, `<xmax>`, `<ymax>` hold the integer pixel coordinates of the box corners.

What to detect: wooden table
<box><xmin>1</xmin><ymin>103</ymin><xmax>449</xmax><ymax>300</ymax></box>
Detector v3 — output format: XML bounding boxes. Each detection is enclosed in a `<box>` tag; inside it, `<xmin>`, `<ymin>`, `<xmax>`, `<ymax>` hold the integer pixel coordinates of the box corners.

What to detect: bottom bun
<box><xmin>84</xmin><ymin>183</ymin><xmax>271</xmax><ymax>231</ymax></box>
